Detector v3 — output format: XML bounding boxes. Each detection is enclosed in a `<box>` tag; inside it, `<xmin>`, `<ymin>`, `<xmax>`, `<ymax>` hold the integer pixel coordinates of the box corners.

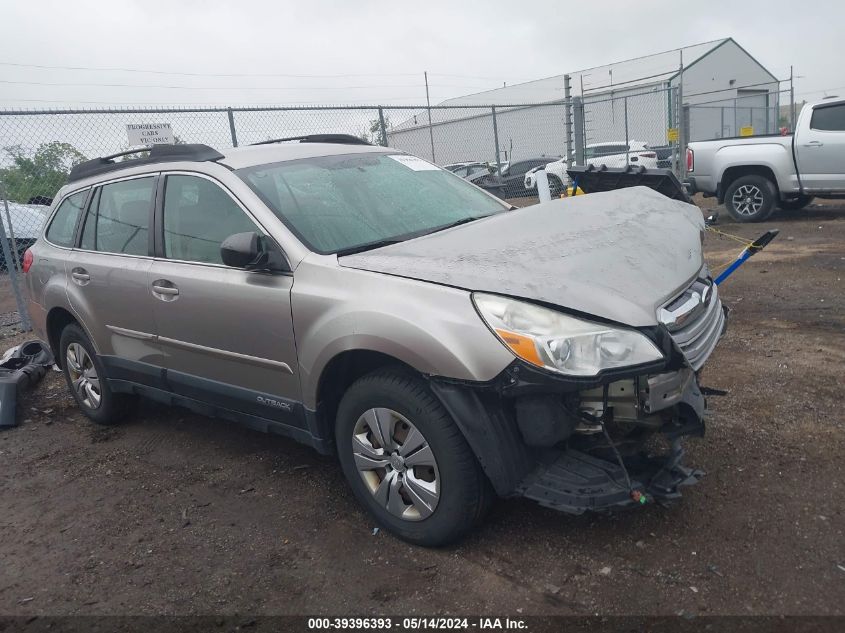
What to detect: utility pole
<box><xmin>790</xmin><ymin>65</ymin><xmax>796</xmax><ymax>132</ymax></box>
<box><xmin>424</xmin><ymin>71</ymin><xmax>436</xmax><ymax>163</ymax></box>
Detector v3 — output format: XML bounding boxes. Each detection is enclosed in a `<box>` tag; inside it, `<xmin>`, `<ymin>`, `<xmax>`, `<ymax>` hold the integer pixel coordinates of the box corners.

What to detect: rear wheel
<box><xmin>59</xmin><ymin>324</ymin><xmax>131</xmax><ymax>425</ymax></box>
<box><xmin>335</xmin><ymin>368</ymin><xmax>492</xmax><ymax>546</ymax></box>
<box><xmin>778</xmin><ymin>195</ymin><xmax>814</xmax><ymax>211</ymax></box>
<box><xmin>724</xmin><ymin>175</ymin><xmax>777</xmax><ymax>222</ymax></box>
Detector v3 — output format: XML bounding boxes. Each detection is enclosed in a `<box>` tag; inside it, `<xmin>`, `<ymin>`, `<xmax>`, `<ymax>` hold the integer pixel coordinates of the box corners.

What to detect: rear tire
<box><xmin>335</xmin><ymin>368</ymin><xmax>492</xmax><ymax>546</ymax></box>
<box><xmin>724</xmin><ymin>175</ymin><xmax>777</xmax><ymax>222</ymax></box>
<box><xmin>59</xmin><ymin>324</ymin><xmax>131</xmax><ymax>425</ymax></box>
<box><xmin>778</xmin><ymin>195</ymin><xmax>813</xmax><ymax>211</ymax></box>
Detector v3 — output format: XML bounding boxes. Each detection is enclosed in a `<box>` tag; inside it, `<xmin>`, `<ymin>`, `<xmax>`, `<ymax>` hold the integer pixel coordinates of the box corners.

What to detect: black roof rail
<box><xmin>68</xmin><ymin>143</ymin><xmax>225</xmax><ymax>183</ymax></box>
<box><xmin>250</xmin><ymin>134</ymin><xmax>371</xmax><ymax>146</ymax></box>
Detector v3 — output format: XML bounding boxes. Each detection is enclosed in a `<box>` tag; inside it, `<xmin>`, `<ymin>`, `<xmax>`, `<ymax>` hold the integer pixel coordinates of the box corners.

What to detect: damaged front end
<box><xmin>512</xmin><ymin>366</ymin><xmax>707</xmax><ymax>513</ymax></box>
<box><xmin>430</xmin><ymin>275</ymin><xmax>728</xmax><ymax>515</ymax></box>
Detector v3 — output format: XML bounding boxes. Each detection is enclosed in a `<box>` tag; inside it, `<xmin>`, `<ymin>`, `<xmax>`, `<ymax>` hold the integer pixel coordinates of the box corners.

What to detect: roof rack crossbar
<box><xmin>250</xmin><ymin>134</ymin><xmax>371</xmax><ymax>146</ymax></box>
<box><xmin>68</xmin><ymin>143</ymin><xmax>225</xmax><ymax>183</ymax></box>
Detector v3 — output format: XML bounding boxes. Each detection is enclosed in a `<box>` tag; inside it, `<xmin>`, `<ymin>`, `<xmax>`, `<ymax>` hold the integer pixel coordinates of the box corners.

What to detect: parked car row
<box><xmin>443</xmin><ymin>142</ymin><xmax>662</xmax><ymax>201</ymax></box>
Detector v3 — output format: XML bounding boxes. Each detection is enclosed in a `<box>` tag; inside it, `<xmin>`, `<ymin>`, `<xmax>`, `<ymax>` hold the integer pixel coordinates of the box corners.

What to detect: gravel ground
<box><xmin>0</xmin><ymin>197</ymin><xmax>843</xmax><ymax>617</ymax></box>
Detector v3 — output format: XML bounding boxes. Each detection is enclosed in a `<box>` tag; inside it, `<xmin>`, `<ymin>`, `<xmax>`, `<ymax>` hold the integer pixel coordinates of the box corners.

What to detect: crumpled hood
<box><xmin>339</xmin><ymin>187</ymin><xmax>704</xmax><ymax>326</ymax></box>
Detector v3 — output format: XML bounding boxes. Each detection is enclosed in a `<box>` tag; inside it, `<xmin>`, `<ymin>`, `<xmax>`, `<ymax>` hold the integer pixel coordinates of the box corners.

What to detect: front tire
<box><xmin>335</xmin><ymin>369</ymin><xmax>492</xmax><ymax>546</ymax></box>
<box><xmin>724</xmin><ymin>175</ymin><xmax>777</xmax><ymax>222</ymax></box>
<box><xmin>60</xmin><ymin>324</ymin><xmax>131</xmax><ymax>425</ymax></box>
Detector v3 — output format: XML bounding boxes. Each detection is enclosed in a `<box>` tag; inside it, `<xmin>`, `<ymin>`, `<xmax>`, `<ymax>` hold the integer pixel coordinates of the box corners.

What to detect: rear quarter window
<box><xmin>810</xmin><ymin>103</ymin><xmax>845</xmax><ymax>131</ymax></box>
<box><xmin>45</xmin><ymin>189</ymin><xmax>88</xmax><ymax>247</ymax></box>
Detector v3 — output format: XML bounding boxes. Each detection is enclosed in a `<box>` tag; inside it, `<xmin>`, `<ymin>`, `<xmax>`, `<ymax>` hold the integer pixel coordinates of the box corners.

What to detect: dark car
<box><xmin>474</xmin><ymin>158</ymin><xmax>555</xmax><ymax>199</ymax></box>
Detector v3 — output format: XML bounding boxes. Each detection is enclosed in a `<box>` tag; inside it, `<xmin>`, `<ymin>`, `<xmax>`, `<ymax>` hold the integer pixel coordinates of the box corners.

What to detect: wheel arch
<box><xmin>312</xmin><ymin>348</ymin><xmax>418</xmax><ymax>448</ymax></box>
<box><xmin>46</xmin><ymin>306</ymin><xmax>81</xmax><ymax>369</ymax></box>
<box><xmin>718</xmin><ymin>165</ymin><xmax>779</xmax><ymax>203</ymax></box>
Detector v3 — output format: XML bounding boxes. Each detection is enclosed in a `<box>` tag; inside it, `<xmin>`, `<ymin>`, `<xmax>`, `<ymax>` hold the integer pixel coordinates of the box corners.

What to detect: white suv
<box><xmin>544</xmin><ymin>141</ymin><xmax>659</xmax><ymax>189</ymax></box>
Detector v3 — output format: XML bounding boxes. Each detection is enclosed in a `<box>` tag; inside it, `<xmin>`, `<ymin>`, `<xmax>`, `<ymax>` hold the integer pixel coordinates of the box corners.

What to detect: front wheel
<box><xmin>778</xmin><ymin>195</ymin><xmax>814</xmax><ymax>211</ymax></box>
<box><xmin>724</xmin><ymin>175</ymin><xmax>777</xmax><ymax>222</ymax></box>
<box><xmin>335</xmin><ymin>369</ymin><xmax>492</xmax><ymax>546</ymax></box>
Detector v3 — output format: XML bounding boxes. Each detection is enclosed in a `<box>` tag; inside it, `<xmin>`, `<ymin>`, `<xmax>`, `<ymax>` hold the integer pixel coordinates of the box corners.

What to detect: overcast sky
<box><xmin>0</xmin><ymin>0</ymin><xmax>842</xmax><ymax>108</ymax></box>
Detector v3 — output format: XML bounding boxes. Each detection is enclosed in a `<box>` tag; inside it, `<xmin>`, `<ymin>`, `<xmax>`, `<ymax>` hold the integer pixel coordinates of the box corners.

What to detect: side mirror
<box><xmin>220</xmin><ymin>232</ymin><xmax>290</xmax><ymax>272</ymax></box>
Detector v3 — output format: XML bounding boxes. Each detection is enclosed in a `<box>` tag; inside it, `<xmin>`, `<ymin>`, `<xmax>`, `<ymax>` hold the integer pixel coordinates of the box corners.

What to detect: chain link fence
<box><xmin>0</xmin><ymin>80</ymin><xmax>790</xmax><ymax>329</ymax></box>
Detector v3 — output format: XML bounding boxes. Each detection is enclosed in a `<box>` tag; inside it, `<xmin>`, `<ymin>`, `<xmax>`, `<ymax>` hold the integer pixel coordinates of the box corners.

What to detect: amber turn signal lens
<box><xmin>494</xmin><ymin>328</ymin><xmax>543</xmax><ymax>367</ymax></box>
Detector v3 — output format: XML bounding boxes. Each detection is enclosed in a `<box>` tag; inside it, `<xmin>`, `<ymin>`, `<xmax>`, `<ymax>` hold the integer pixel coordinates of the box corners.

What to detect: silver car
<box><xmin>24</xmin><ymin>135</ymin><xmax>726</xmax><ymax>546</ymax></box>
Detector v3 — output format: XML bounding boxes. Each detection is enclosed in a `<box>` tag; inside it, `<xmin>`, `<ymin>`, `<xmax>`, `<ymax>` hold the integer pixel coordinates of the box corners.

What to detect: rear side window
<box><xmin>45</xmin><ymin>190</ymin><xmax>87</xmax><ymax>247</ymax></box>
<box><xmin>810</xmin><ymin>104</ymin><xmax>845</xmax><ymax>131</ymax></box>
<box><xmin>80</xmin><ymin>177</ymin><xmax>154</xmax><ymax>256</ymax></box>
<box><xmin>162</xmin><ymin>175</ymin><xmax>259</xmax><ymax>265</ymax></box>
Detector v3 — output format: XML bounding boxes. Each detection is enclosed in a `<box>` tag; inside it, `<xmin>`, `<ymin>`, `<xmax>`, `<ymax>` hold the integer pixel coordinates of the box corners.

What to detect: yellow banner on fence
<box><xmin>740</xmin><ymin>126</ymin><xmax>754</xmax><ymax>137</ymax></box>
<box><xmin>667</xmin><ymin>127</ymin><xmax>679</xmax><ymax>142</ymax></box>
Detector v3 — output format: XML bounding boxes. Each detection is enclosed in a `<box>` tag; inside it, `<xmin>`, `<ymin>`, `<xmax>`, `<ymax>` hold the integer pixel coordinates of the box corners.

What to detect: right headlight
<box><xmin>473</xmin><ymin>293</ymin><xmax>664</xmax><ymax>377</ymax></box>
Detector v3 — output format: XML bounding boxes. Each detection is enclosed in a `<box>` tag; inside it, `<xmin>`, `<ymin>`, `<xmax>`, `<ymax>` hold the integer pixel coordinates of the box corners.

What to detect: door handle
<box><xmin>151</xmin><ymin>280</ymin><xmax>179</xmax><ymax>300</ymax></box>
<box><xmin>802</xmin><ymin>141</ymin><xmax>823</xmax><ymax>147</ymax></box>
<box><xmin>71</xmin><ymin>268</ymin><xmax>90</xmax><ymax>285</ymax></box>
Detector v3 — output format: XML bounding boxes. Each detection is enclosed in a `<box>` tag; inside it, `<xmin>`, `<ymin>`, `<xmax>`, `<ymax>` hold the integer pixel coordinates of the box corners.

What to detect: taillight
<box><xmin>686</xmin><ymin>147</ymin><xmax>694</xmax><ymax>172</ymax></box>
<box><xmin>22</xmin><ymin>248</ymin><xmax>33</xmax><ymax>273</ymax></box>
<box><xmin>638</xmin><ymin>152</ymin><xmax>657</xmax><ymax>158</ymax></box>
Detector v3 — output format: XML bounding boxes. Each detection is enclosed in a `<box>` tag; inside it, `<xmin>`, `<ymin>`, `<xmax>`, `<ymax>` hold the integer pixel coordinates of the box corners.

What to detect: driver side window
<box><xmin>162</xmin><ymin>175</ymin><xmax>260</xmax><ymax>265</ymax></box>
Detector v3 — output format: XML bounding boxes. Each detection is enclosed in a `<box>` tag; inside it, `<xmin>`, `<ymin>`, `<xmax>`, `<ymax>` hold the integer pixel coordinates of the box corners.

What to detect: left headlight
<box><xmin>473</xmin><ymin>293</ymin><xmax>664</xmax><ymax>377</ymax></box>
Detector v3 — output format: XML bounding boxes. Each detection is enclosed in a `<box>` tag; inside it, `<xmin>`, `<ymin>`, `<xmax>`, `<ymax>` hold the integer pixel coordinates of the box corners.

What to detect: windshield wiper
<box><xmin>336</xmin><ymin>216</ymin><xmax>492</xmax><ymax>256</ymax></box>
<box><xmin>335</xmin><ymin>238</ymin><xmax>405</xmax><ymax>256</ymax></box>
<box><xmin>425</xmin><ymin>215</ymin><xmax>489</xmax><ymax>235</ymax></box>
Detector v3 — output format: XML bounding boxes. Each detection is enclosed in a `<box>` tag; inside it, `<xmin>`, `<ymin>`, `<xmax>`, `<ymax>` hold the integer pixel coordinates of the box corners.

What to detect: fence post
<box><xmin>377</xmin><ymin>107</ymin><xmax>388</xmax><ymax>147</ymax></box>
<box><xmin>491</xmin><ymin>106</ymin><xmax>502</xmax><ymax>173</ymax></box>
<box><xmin>677</xmin><ymin>54</ymin><xmax>686</xmax><ymax>181</ymax></box>
<box><xmin>623</xmin><ymin>97</ymin><xmax>629</xmax><ymax>166</ymax></box>
<box><xmin>424</xmin><ymin>71</ymin><xmax>436</xmax><ymax>163</ymax></box>
<box><xmin>734</xmin><ymin>98</ymin><xmax>738</xmax><ymax>137</ymax></box>
<box><xmin>227</xmin><ymin>108</ymin><xmax>238</xmax><ymax>148</ymax></box>
<box><xmin>790</xmin><ymin>66</ymin><xmax>796</xmax><ymax>132</ymax></box>
<box><xmin>0</xmin><ymin>192</ymin><xmax>32</xmax><ymax>331</ymax></box>
<box><xmin>720</xmin><ymin>107</ymin><xmax>725</xmax><ymax>138</ymax></box>
<box><xmin>563</xmin><ymin>74</ymin><xmax>573</xmax><ymax>169</ymax></box>
<box><xmin>573</xmin><ymin>96</ymin><xmax>585</xmax><ymax>166</ymax></box>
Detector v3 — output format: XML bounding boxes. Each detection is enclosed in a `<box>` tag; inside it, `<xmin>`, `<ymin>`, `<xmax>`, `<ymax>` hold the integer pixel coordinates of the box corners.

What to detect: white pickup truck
<box><xmin>686</xmin><ymin>97</ymin><xmax>845</xmax><ymax>222</ymax></box>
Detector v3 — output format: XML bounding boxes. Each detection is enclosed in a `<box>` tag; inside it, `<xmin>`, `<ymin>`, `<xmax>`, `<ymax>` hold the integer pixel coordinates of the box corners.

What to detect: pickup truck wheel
<box><xmin>778</xmin><ymin>195</ymin><xmax>814</xmax><ymax>211</ymax></box>
<box><xmin>335</xmin><ymin>368</ymin><xmax>492</xmax><ymax>546</ymax></box>
<box><xmin>724</xmin><ymin>175</ymin><xmax>776</xmax><ymax>222</ymax></box>
<box><xmin>59</xmin><ymin>324</ymin><xmax>131</xmax><ymax>425</ymax></box>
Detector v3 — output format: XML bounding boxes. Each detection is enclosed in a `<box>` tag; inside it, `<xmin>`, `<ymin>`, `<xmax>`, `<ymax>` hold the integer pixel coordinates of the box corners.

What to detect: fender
<box><xmin>291</xmin><ymin>255</ymin><xmax>514</xmax><ymax>410</ymax></box>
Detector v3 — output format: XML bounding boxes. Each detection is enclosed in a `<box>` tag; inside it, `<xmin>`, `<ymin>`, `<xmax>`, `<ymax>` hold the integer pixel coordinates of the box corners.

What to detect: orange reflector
<box><xmin>495</xmin><ymin>329</ymin><xmax>544</xmax><ymax>367</ymax></box>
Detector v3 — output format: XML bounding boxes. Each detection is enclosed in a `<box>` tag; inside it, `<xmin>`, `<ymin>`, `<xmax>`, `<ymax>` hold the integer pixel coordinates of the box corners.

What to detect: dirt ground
<box><xmin>0</xmin><ymin>196</ymin><xmax>843</xmax><ymax>617</ymax></box>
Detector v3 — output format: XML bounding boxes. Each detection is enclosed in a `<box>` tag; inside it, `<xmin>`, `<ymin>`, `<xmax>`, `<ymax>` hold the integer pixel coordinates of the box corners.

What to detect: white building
<box><xmin>388</xmin><ymin>38</ymin><xmax>780</xmax><ymax>164</ymax></box>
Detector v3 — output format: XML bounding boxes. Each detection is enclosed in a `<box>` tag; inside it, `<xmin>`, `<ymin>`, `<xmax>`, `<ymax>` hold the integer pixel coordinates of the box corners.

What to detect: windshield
<box><xmin>236</xmin><ymin>152</ymin><xmax>508</xmax><ymax>254</ymax></box>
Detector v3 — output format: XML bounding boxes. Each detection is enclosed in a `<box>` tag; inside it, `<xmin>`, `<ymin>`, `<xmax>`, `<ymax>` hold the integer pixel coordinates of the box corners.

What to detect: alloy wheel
<box><xmin>66</xmin><ymin>342</ymin><xmax>102</xmax><ymax>409</ymax></box>
<box><xmin>352</xmin><ymin>407</ymin><xmax>440</xmax><ymax>521</ymax></box>
<box><xmin>731</xmin><ymin>184</ymin><xmax>764</xmax><ymax>216</ymax></box>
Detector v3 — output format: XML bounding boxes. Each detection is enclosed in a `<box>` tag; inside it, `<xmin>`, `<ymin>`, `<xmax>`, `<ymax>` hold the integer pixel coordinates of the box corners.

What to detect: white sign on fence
<box><xmin>127</xmin><ymin>123</ymin><xmax>174</xmax><ymax>146</ymax></box>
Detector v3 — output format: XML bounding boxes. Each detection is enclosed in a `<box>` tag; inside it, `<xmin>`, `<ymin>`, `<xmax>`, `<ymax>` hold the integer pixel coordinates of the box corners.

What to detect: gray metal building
<box><xmin>388</xmin><ymin>38</ymin><xmax>780</xmax><ymax>164</ymax></box>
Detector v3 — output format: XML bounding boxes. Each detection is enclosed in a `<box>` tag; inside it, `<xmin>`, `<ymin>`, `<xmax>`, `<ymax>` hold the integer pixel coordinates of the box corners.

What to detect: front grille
<box><xmin>659</xmin><ymin>278</ymin><xmax>725</xmax><ymax>371</ymax></box>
